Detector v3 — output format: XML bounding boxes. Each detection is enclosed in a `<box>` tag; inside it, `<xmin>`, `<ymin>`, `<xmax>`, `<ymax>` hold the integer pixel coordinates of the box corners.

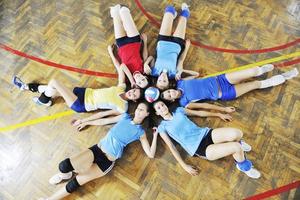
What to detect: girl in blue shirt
<box><xmin>161</xmin><ymin>66</ymin><xmax>298</xmax><ymax>107</ymax></box>
<box><xmin>38</xmin><ymin>102</ymin><xmax>158</xmax><ymax>200</ymax></box>
<box><xmin>153</xmin><ymin>100</ymin><xmax>261</xmax><ymax>179</ymax></box>
<box><xmin>144</xmin><ymin>4</ymin><xmax>198</xmax><ymax>90</ymax></box>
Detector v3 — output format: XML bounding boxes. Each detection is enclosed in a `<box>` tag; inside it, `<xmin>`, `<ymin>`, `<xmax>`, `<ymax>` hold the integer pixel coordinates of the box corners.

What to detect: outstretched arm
<box><xmin>181</xmin><ymin>69</ymin><xmax>199</xmax><ymax>80</ymax></box>
<box><xmin>107</xmin><ymin>45</ymin><xmax>127</xmax><ymax>85</ymax></box>
<box><xmin>185</xmin><ymin>108</ymin><xmax>233</xmax><ymax>122</ymax></box>
<box><xmin>144</xmin><ymin>56</ymin><xmax>154</xmax><ymax>75</ymax></box>
<box><xmin>107</xmin><ymin>45</ymin><xmax>121</xmax><ymax>68</ymax></box>
<box><xmin>72</xmin><ymin>110</ymin><xmax>122</xmax><ymax>131</ymax></box>
<box><xmin>141</xmin><ymin>33</ymin><xmax>148</xmax><ymax>61</ymax></box>
<box><xmin>139</xmin><ymin>128</ymin><xmax>159</xmax><ymax>158</ymax></box>
<box><xmin>176</xmin><ymin>39</ymin><xmax>191</xmax><ymax>80</ymax></box>
<box><xmin>186</xmin><ymin>102</ymin><xmax>235</xmax><ymax>113</ymax></box>
<box><xmin>159</xmin><ymin>132</ymin><xmax>199</xmax><ymax>176</ymax></box>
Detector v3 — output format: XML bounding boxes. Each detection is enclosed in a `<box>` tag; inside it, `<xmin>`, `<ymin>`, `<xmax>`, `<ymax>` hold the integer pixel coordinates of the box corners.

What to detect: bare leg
<box><xmin>111</xmin><ymin>6</ymin><xmax>126</xmax><ymax>39</ymax></box>
<box><xmin>234</xmin><ymin>80</ymin><xmax>261</xmax><ymax>97</ymax></box>
<box><xmin>44</xmin><ymin>79</ymin><xmax>77</xmax><ymax>107</ymax></box>
<box><xmin>159</xmin><ymin>12</ymin><xmax>175</xmax><ymax>36</ymax></box>
<box><xmin>225</xmin><ymin>67</ymin><xmax>260</xmax><ymax>84</ymax></box>
<box><xmin>45</xmin><ymin>164</ymin><xmax>106</xmax><ymax>200</ymax></box>
<box><xmin>173</xmin><ymin>16</ymin><xmax>187</xmax><ymax>39</ymax></box>
<box><xmin>205</xmin><ymin>142</ymin><xmax>245</xmax><ymax>162</ymax></box>
<box><xmin>211</xmin><ymin>127</ymin><xmax>243</xmax><ymax>143</ymax></box>
<box><xmin>119</xmin><ymin>7</ymin><xmax>139</xmax><ymax>37</ymax></box>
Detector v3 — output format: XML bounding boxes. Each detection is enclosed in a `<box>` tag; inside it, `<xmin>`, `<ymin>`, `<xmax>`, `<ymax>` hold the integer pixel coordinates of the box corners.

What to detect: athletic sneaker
<box><xmin>110</xmin><ymin>4</ymin><xmax>121</xmax><ymax>18</ymax></box>
<box><xmin>236</xmin><ymin>164</ymin><xmax>261</xmax><ymax>179</ymax></box>
<box><xmin>260</xmin><ymin>75</ymin><xmax>286</xmax><ymax>88</ymax></box>
<box><xmin>49</xmin><ymin>172</ymin><xmax>72</xmax><ymax>185</ymax></box>
<box><xmin>240</xmin><ymin>140</ymin><xmax>251</xmax><ymax>152</ymax></box>
<box><xmin>256</xmin><ymin>64</ymin><xmax>274</xmax><ymax>76</ymax></box>
<box><xmin>281</xmin><ymin>68</ymin><xmax>299</xmax><ymax>80</ymax></box>
<box><xmin>181</xmin><ymin>3</ymin><xmax>190</xmax><ymax>11</ymax></box>
<box><xmin>32</xmin><ymin>96</ymin><xmax>53</xmax><ymax>107</ymax></box>
<box><xmin>12</xmin><ymin>76</ymin><xmax>28</xmax><ymax>90</ymax></box>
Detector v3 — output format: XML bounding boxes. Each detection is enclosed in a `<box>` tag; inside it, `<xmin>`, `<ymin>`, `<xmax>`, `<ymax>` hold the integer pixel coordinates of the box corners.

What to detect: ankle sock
<box><xmin>165</xmin><ymin>5</ymin><xmax>176</xmax><ymax>16</ymax></box>
<box><xmin>236</xmin><ymin>159</ymin><xmax>252</xmax><ymax>172</ymax></box>
<box><xmin>28</xmin><ymin>83</ymin><xmax>40</xmax><ymax>92</ymax></box>
<box><xmin>256</xmin><ymin>64</ymin><xmax>274</xmax><ymax>76</ymax></box>
<box><xmin>260</xmin><ymin>75</ymin><xmax>285</xmax><ymax>88</ymax></box>
<box><xmin>38</xmin><ymin>92</ymin><xmax>51</xmax><ymax>104</ymax></box>
<box><xmin>180</xmin><ymin>9</ymin><xmax>190</xmax><ymax>18</ymax></box>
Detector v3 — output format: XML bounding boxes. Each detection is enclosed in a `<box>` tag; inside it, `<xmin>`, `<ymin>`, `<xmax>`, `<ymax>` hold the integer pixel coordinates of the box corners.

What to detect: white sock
<box><xmin>281</xmin><ymin>68</ymin><xmax>299</xmax><ymax>80</ymax></box>
<box><xmin>110</xmin><ymin>4</ymin><xmax>121</xmax><ymax>18</ymax></box>
<box><xmin>260</xmin><ymin>75</ymin><xmax>285</xmax><ymax>88</ymax></box>
<box><xmin>256</xmin><ymin>64</ymin><xmax>274</xmax><ymax>76</ymax></box>
<box><xmin>60</xmin><ymin>172</ymin><xmax>72</xmax><ymax>179</ymax></box>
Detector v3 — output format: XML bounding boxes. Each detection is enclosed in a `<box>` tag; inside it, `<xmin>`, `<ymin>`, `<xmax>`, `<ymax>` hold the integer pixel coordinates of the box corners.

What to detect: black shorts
<box><xmin>116</xmin><ymin>35</ymin><xmax>141</xmax><ymax>48</ymax></box>
<box><xmin>194</xmin><ymin>129</ymin><xmax>214</xmax><ymax>158</ymax></box>
<box><xmin>157</xmin><ymin>34</ymin><xmax>186</xmax><ymax>55</ymax></box>
<box><xmin>89</xmin><ymin>145</ymin><xmax>114</xmax><ymax>173</ymax></box>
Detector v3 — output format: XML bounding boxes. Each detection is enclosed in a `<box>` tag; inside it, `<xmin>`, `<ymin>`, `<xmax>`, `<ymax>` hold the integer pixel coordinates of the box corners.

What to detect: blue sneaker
<box><xmin>12</xmin><ymin>76</ymin><xmax>28</xmax><ymax>90</ymax></box>
<box><xmin>236</xmin><ymin>159</ymin><xmax>261</xmax><ymax>179</ymax></box>
<box><xmin>32</xmin><ymin>96</ymin><xmax>52</xmax><ymax>107</ymax></box>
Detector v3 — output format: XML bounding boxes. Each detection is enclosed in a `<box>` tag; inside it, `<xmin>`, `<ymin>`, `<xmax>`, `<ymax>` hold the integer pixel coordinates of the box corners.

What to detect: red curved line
<box><xmin>134</xmin><ymin>0</ymin><xmax>300</xmax><ymax>54</ymax></box>
<box><xmin>244</xmin><ymin>180</ymin><xmax>300</xmax><ymax>200</ymax></box>
<box><xmin>0</xmin><ymin>43</ymin><xmax>117</xmax><ymax>78</ymax></box>
<box><xmin>275</xmin><ymin>57</ymin><xmax>300</xmax><ymax>67</ymax></box>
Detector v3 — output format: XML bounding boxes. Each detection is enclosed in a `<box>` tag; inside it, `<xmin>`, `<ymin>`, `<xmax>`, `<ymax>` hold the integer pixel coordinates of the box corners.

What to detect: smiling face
<box><xmin>153</xmin><ymin>101</ymin><xmax>169</xmax><ymax>117</ymax></box>
<box><xmin>161</xmin><ymin>89</ymin><xmax>180</xmax><ymax>101</ymax></box>
<box><xmin>134</xmin><ymin>102</ymin><xmax>149</xmax><ymax>122</ymax></box>
<box><xmin>133</xmin><ymin>72</ymin><xmax>148</xmax><ymax>88</ymax></box>
<box><xmin>156</xmin><ymin>72</ymin><xmax>169</xmax><ymax>90</ymax></box>
<box><xmin>125</xmin><ymin>88</ymin><xmax>141</xmax><ymax>101</ymax></box>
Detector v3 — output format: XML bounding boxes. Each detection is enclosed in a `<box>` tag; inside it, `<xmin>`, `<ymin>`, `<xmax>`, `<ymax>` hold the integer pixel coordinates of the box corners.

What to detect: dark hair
<box><xmin>128</xmin><ymin>100</ymin><xmax>150</xmax><ymax>130</ymax></box>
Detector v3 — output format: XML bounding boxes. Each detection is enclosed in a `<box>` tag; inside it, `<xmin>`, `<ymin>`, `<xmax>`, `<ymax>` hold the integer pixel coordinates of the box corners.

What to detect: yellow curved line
<box><xmin>204</xmin><ymin>51</ymin><xmax>300</xmax><ymax>78</ymax></box>
<box><xmin>1</xmin><ymin>51</ymin><xmax>299</xmax><ymax>132</ymax></box>
<box><xmin>0</xmin><ymin>110</ymin><xmax>75</xmax><ymax>132</ymax></box>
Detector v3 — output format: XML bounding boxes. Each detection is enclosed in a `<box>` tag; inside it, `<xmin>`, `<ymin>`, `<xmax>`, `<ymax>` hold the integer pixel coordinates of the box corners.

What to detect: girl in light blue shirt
<box><xmin>153</xmin><ymin>101</ymin><xmax>261</xmax><ymax>179</ymax></box>
<box><xmin>39</xmin><ymin>102</ymin><xmax>158</xmax><ymax>200</ymax></box>
<box><xmin>144</xmin><ymin>4</ymin><xmax>198</xmax><ymax>90</ymax></box>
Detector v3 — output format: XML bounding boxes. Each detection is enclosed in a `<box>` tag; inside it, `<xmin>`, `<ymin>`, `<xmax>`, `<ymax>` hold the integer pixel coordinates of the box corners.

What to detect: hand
<box><xmin>218</xmin><ymin>114</ymin><xmax>233</xmax><ymax>122</ymax></box>
<box><xmin>141</xmin><ymin>33</ymin><xmax>147</xmax><ymax>42</ymax></box>
<box><xmin>224</xmin><ymin>106</ymin><xmax>235</xmax><ymax>113</ymax></box>
<box><xmin>76</xmin><ymin>123</ymin><xmax>88</xmax><ymax>132</ymax></box>
<box><xmin>152</xmin><ymin>127</ymin><xmax>158</xmax><ymax>135</ymax></box>
<box><xmin>175</xmin><ymin>70</ymin><xmax>183</xmax><ymax>81</ymax></box>
<box><xmin>131</xmin><ymin>82</ymin><xmax>137</xmax><ymax>88</ymax></box>
<box><xmin>183</xmin><ymin>164</ymin><xmax>199</xmax><ymax>176</ymax></box>
<box><xmin>144</xmin><ymin>64</ymin><xmax>152</xmax><ymax>75</ymax></box>
<box><xmin>71</xmin><ymin>119</ymin><xmax>82</xmax><ymax>127</ymax></box>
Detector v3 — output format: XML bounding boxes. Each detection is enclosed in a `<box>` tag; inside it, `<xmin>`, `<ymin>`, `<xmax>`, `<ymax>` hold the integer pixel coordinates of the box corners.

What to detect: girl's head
<box><xmin>133</xmin><ymin>72</ymin><xmax>148</xmax><ymax>88</ymax></box>
<box><xmin>153</xmin><ymin>100</ymin><xmax>170</xmax><ymax>117</ymax></box>
<box><xmin>161</xmin><ymin>89</ymin><xmax>180</xmax><ymax>101</ymax></box>
<box><xmin>125</xmin><ymin>88</ymin><xmax>142</xmax><ymax>101</ymax></box>
<box><xmin>133</xmin><ymin>101</ymin><xmax>150</xmax><ymax>123</ymax></box>
<box><xmin>156</xmin><ymin>71</ymin><xmax>169</xmax><ymax>90</ymax></box>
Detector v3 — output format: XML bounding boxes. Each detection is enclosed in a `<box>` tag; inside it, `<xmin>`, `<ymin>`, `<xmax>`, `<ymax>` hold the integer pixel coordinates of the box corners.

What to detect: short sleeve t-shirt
<box><xmin>177</xmin><ymin>78</ymin><xmax>219</xmax><ymax>107</ymax></box>
<box><xmin>99</xmin><ymin>113</ymin><xmax>145</xmax><ymax>159</ymax></box>
<box><xmin>84</xmin><ymin>84</ymin><xmax>128</xmax><ymax>113</ymax></box>
<box><xmin>118</xmin><ymin>42</ymin><xmax>143</xmax><ymax>73</ymax></box>
<box><xmin>151</xmin><ymin>41</ymin><xmax>181</xmax><ymax>78</ymax></box>
<box><xmin>158</xmin><ymin>107</ymin><xmax>210</xmax><ymax>156</ymax></box>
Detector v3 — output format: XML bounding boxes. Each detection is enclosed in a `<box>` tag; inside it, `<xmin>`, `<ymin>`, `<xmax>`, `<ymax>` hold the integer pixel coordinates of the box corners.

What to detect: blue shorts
<box><xmin>70</xmin><ymin>87</ymin><xmax>87</xmax><ymax>113</ymax></box>
<box><xmin>216</xmin><ymin>74</ymin><xmax>236</xmax><ymax>101</ymax></box>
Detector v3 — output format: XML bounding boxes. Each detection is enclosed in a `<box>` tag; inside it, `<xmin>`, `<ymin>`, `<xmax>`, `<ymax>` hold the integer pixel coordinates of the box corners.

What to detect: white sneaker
<box><xmin>236</xmin><ymin>164</ymin><xmax>261</xmax><ymax>179</ymax></box>
<box><xmin>260</xmin><ymin>75</ymin><xmax>286</xmax><ymax>88</ymax></box>
<box><xmin>32</xmin><ymin>96</ymin><xmax>52</xmax><ymax>107</ymax></box>
<box><xmin>281</xmin><ymin>68</ymin><xmax>299</xmax><ymax>80</ymax></box>
<box><xmin>110</xmin><ymin>4</ymin><xmax>121</xmax><ymax>18</ymax></box>
<box><xmin>256</xmin><ymin>64</ymin><xmax>274</xmax><ymax>76</ymax></box>
<box><xmin>181</xmin><ymin>3</ymin><xmax>190</xmax><ymax>11</ymax></box>
<box><xmin>49</xmin><ymin>172</ymin><xmax>72</xmax><ymax>185</ymax></box>
<box><xmin>240</xmin><ymin>140</ymin><xmax>251</xmax><ymax>152</ymax></box>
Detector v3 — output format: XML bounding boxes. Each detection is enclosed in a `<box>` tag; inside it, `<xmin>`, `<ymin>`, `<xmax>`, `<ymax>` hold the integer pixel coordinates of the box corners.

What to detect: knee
<box><xmin>59</xmin><ymin>158</ymin><xmax>74</xmax><ymax>173</ymax></box>
<box><xmin>66</xmin><ymin>177</ymin><xmax>80</xmax><ymax>193</ymax></box>
<box><xmin>232</xmin><ymin>142</ymin><xmax>243</xmax><ymax>153</ymax></box>
<box><xmin>231</xmin><ymin>128</ymin><xmax>243</xmax><ymax>140</ymax></box>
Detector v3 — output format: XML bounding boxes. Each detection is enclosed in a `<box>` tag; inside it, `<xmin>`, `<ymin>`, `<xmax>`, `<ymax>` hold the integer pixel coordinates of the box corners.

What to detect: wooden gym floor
<box><xmin>0</xmin><ymin>0</ymin><xmax>299</xmax><ymax>199</ymax></box>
